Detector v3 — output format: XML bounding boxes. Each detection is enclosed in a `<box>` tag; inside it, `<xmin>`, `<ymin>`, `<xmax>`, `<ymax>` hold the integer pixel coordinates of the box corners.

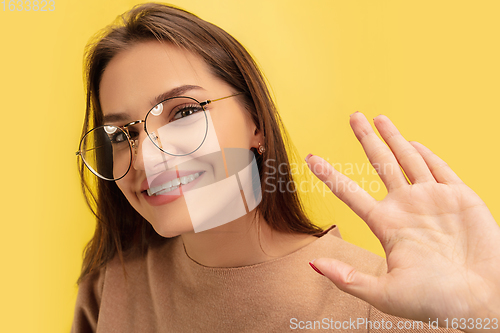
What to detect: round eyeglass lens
<box><xmin>145</xmin><ymin>97</ymin><xmax>208</xmax><ymax>156</ymax></box>
<box><xmin>79</xmin><ymin>125</ymin><xmax>132</xmax><ymax>181</ymax></box>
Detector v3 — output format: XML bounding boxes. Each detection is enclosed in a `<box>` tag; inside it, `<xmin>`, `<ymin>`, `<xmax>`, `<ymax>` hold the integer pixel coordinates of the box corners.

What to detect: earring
<box><xmin>257</xmin><ymin>142</ymin><xmax>266</xmax><ymax>155</ymax></box>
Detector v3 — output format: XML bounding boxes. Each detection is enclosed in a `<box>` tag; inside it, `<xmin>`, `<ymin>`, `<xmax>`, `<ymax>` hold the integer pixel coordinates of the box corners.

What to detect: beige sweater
<box><xmin>72</xmin><ymin>226</ymin><xmax>458</xmax><ymax>332</ymax></box>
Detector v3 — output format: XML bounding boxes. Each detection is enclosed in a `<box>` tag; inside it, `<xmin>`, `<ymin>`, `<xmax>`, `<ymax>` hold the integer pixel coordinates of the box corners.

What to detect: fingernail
<box><xmin>349</xmin><ymin>111</ymin><xmax>360</xmax><ymax>117</ymax></box>
<box><xmin>309</xmin><ymin>261</ymin><xmax>325</xmax><ymax>276</ymax></box>
<box><xmin>305</xmin><ymin>153</ymin><xmax>313</xmax><ymax>163</ymax></box>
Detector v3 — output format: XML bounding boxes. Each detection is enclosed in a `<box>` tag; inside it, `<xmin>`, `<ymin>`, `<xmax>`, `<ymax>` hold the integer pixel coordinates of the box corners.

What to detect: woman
<box><xmin>73</xmin><ymin>3</ymin><xmax>500</xmax><ymax>332</ymax></box>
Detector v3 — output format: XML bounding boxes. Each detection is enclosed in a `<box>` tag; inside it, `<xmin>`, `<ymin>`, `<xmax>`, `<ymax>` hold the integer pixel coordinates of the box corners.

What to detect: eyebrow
<box><xmin>103</xmin><ymin>84</ymin><xmax>204</xmax><ymax>124</ymax></box>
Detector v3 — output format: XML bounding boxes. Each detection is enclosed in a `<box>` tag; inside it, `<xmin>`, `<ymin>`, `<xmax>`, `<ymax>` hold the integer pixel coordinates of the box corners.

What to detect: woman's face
<box><xmin>99</xmin><ymin>40</ymin><xmax>260</xmax><ymax>237</ymax></box>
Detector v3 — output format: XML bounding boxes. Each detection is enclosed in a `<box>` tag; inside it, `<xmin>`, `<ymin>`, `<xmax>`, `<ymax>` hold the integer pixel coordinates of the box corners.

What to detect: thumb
<box><xmin>311</xmin><ymin>258</ymin><xmax>384</xmax><ymax>306</ymax></box>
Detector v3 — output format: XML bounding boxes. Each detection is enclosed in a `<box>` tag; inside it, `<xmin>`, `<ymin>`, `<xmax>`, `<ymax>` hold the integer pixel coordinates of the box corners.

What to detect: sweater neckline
<box><xmin>178</xmin><ymin>224</ymin><xmax>339</xmax><ymax>272</ymax></box>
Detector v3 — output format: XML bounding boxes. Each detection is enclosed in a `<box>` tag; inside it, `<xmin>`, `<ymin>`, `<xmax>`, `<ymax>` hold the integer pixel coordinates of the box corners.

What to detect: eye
<box><xmin>103</xmin><ymin>125</ymin><xmax>129</xmax><ymax>144</ymax></box>
<box><xmin>172</xmin><ymin>104</ymin><xmax>203</xmax><ymax>121</ymax></box>
<box><xmin>109</xmin><ymin>131</ymin><xmax>128</xmax><ymax>144</ymax></box>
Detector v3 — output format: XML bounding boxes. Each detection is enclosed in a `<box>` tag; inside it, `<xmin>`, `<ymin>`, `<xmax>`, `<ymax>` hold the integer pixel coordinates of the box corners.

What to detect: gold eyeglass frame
<box><xmin>76</xmin><ymin>92</ymin><xmax>242</xmax><ymax>181</ymax></box>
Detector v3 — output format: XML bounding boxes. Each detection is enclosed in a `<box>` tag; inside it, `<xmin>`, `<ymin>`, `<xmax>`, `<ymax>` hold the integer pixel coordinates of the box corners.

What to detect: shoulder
<box><xmin>71</xmin><ymin>267</ymin><xmax>106</xmax><ymax>333</ymax></box>
<box><xmin>71</xmin><ymin>236</ymin><xmax>178</xmax><ymax>332</ymax></box>
<box><xmin>311</xmin><ymin>225</ymin><xmax>386</xmax><ymax>276</ymax></box>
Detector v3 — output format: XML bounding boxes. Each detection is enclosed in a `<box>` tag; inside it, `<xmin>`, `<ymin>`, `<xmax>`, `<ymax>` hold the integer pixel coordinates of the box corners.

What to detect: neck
<box><xmin>180</xmin><ymin>210</ymin><xmax>317</xmax><ymax>267</ymax></box>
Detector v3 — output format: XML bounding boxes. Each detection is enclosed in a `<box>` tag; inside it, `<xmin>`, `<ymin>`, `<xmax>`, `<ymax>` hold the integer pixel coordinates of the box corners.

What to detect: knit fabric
<box><xmin>72</xmin><ymin>226</ymin><xmax>458</xmax><ymax>332</ymax></box>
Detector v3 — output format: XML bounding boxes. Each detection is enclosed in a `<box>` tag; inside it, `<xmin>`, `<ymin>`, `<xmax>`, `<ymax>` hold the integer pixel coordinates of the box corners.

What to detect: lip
<box><xmin>140</xmin><ymin>169</ymin><xmax>206</xmax><ymax>207</ymax></box>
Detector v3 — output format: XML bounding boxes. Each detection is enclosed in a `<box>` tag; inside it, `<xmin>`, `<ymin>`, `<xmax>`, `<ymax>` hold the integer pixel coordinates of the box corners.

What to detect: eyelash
<box><xmin>105</xmin><ymin>101</ymin><xmax>204</xmax><ymax>140</ymax></box>
<box><xmin>109</xmin><ymin>131</ymin><xmax>129</xmax><ymax>144</ymax></box>
<box><xmin>171</xmin><ymin>104</ymin><xmax>204</xmax><ymax>120</ymax></box>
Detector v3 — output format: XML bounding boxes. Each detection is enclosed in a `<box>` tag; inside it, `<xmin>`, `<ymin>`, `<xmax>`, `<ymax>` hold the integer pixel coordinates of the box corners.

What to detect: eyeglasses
<box><xmin>76</xmin><ymin>93</ymin><xmax>241</xmax><ymax>181</ymax></box>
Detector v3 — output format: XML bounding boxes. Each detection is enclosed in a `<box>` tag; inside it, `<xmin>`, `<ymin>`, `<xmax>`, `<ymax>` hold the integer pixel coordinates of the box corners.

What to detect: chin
<box><xmin>148</xmin><ymin>217</ymin><xmax>194</xmax><ymax>238</ymax></box>
<box><xmin>148</xmin><ymin>211</ymin><xmax>194</xmax><ymax>238</ymax></box>
<box><xmin>133</xmin><ymin>192</ymin><xmax>194</xmax><ymax>238</ymax></box>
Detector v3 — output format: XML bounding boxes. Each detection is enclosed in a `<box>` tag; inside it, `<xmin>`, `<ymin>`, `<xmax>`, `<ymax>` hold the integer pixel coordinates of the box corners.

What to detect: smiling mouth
<box><xmin>146</xmin><ymin>171</ymin><xmax>205</xmax><ymax>196</ymax></box>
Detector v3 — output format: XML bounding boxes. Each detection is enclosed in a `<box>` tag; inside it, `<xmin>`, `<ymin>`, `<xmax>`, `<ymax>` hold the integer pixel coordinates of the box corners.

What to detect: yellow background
<box><xmin>1</xmin><ymin>0</ymin><xmax>499</xmax><ymax>331</ymax></box>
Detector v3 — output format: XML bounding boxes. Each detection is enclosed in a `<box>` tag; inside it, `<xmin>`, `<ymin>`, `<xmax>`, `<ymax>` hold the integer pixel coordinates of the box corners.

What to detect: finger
<box><xmin>409</xmin><ymin>141</ymin><xmax>463</xmax><ymax>184</ymax></box>
<box><xmin>307</xmin><ymin>155</ymin><xmax>377</xmax><ymax>223</ymax></box>
<box><xmin>373</xmin><ymin>115</ymin><xmax>436</xmax><ymax>184</ymax></box>
<box><xmin>311</xmin><ymin>258</ymin><xmax>384</xmax><ymax>308</ymax></box>
<box><xmin>350</xmin><ymin>112</ymin><xmax>408</xmax><ymax>191</ymax></box>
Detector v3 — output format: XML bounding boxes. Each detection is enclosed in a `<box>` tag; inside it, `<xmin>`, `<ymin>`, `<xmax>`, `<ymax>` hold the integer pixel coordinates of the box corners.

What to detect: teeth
<box><xmin>147</xmin><ymin>172</ymin><xmax>203</xmax><ymax>196</ymax></box>
<box><xmin>156</xmin><ymin>185</ymin><xmax>180</xmax><ymax>195</ymax></box>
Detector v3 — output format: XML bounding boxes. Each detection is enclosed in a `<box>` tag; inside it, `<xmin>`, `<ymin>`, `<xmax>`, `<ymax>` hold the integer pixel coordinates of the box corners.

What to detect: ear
<box><xmin>250</xmin><ymin>127</ymin><xmax>265</xmax><ymax>150</ymax></box>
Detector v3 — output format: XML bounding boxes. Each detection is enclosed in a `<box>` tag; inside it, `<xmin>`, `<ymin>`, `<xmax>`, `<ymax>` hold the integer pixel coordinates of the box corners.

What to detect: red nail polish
<box><xmin>305</xmin><ymin>153</ymin><xmax>313</xmax><ymax>163</ymax></box>
<box><xmin>309</xmin><ymin>262</ymin><xmax>325</xmax><ymax>276</ymax></box>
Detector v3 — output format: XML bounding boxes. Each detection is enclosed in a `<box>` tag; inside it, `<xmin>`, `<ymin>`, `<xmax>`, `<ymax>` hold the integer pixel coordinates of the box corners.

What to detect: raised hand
<box><xmin>307</xmin><ymin>112</ymin><xmax>500</xmax><ymax>332</ymax></box>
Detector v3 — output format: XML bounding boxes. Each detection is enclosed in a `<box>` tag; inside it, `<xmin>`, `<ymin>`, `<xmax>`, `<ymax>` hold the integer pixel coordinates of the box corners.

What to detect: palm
<box><xmin>371</xmin><ymin>184</ymin><xmax>498</xmax><ymax>320</ymax></box>
<box><xmin>309</xmin><ymin>113</ymin><xmax>500</xmax><ymax>329</ymax></box>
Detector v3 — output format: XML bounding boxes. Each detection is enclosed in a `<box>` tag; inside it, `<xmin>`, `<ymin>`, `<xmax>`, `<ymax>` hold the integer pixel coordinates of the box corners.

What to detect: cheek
<box><xmin>211</xmin><ymin>110</ymin><xmax>252</xmax><ymax>149</ymax></box>
<box><xmin>115</xmin><ymin>175</ymin><xmax>138</xmax><ymax>204</ymax></box>
<box><xmin>192</xmin><ymin>153</ymin><xmax>225</xmax><ymax>182</ymax></box>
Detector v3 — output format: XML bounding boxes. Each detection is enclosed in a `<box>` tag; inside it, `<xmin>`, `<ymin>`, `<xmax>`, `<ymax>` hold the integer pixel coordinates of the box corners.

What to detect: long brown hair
<box><xmin>78</xmin><ymin>2</ymin><xmax>322</xmax><ymax>284</ymax></box>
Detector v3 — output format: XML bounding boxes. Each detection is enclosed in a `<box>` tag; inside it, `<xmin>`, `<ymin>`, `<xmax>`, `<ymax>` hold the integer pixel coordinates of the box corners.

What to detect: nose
<box><xmin>132</xmin><ymin>131</ymin><xmax>179</xmax><ymax>172</ymax></box>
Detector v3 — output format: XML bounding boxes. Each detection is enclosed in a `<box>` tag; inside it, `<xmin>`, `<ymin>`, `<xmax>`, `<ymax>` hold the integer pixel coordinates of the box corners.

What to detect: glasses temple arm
<box><xmin>200</xmin><ymin>92</ymin><xmax>243</xmax><ymax>107</ymax></box>
<box><xmin>76</xmin><ymin>145</ymin><xmax>106</xmax><ymax>155</ymax></box>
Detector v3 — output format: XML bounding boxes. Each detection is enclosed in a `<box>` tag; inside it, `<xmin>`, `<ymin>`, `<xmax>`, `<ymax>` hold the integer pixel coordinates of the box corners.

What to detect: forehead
<box><xmin>99</xmin><ymin>41</ymin><xmax>218</xmax><ymax>119</ymax></box>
